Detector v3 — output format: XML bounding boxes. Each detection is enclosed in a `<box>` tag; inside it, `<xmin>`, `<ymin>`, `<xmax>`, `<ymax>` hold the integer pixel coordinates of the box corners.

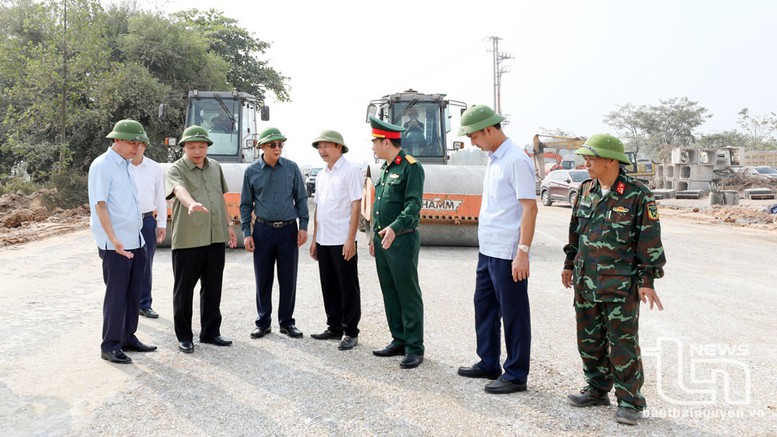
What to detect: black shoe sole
<box><xmin>250</xmin><ymin>328</ymin><xmax>271</xmax><ymax>339</ymax></box>
<box><xmin>200</xmin><ymin>340</ymin><xmax>233</xmax><ymax>346</ymax></box>
<box><xmin>457</xmin><ymin>369</ymin><xmax>501</xmax><ymax>380</ymax></box>
<box><xmin>101</xmin><ymin>353</ymin><xmax>132</xmax><ymax>364</ymax></box>
<box><xmin>311</xmin><ymin>334</ymin><xmax>343</xmax><ymax>340</ymax></box>
<box><xmin>280</xmin><ymin>329</ymin><xmax>303</xmax><ymax>338</ymax></box>
<box><xmin>567</xmin><ymin>396</ymin><xmax>611</xmax><ymax>407</ymax></box>
<box><xmin>484</xmin><ymin>385</ymin><xmax>527</xmax><ymax>394</ymax></box>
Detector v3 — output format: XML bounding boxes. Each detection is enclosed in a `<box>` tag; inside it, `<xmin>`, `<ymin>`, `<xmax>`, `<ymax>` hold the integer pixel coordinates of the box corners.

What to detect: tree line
<box><xmin>0</xmin><ymin>0</ymin><xmax>290</xmax><ymax>206</ymax></box>
<box><xmin>602</xmin><ymin>97</ymin><xmax>777</xmax><ymax>161</ymax></box>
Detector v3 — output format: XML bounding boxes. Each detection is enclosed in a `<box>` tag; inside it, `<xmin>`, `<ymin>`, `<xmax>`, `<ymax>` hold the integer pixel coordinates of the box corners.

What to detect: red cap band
<box><xmin>372</xmin><ymin>128</ymin><xmax>401</xmax><ymax>140</ymax></box>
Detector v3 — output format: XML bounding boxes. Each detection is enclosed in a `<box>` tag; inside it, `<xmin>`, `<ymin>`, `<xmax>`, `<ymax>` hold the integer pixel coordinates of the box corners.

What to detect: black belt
<box><xmin>395</xmin><ymin>228</ymin><xmax>417</xmax><ymax>236</ymax></box>
<box><xmin>256</xmin><ymin>218</ymin><xmax>296</xmax><ymax>229</ymax></box>
<box><xmin>142</xmin><ymin>211</ymin><xmax>154</xmax><ymax>219</ymax></box>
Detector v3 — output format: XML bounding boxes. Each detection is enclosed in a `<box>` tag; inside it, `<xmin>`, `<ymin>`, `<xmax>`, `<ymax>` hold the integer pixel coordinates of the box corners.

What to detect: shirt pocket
<box><xmin>605</xmin><ymin>212</ymin><xmax>634</xmax><ymax>245</ymax></box>
<box><xmin>574</xmin><ymin>204</ymin><xmax>593</xmax><ymax>232</ymax></box>
<box><xmin>596</xmin><ymin>262</ymin><xmax>634</xmax><ymax>297</ymax></box>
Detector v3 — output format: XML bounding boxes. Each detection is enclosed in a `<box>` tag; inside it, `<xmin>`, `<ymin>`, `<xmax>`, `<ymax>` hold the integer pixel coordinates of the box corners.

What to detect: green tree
<box><xmin>604</xmin><ymin>97</ymin><xmax>711</xmax><ymax>160</ymax></box>
<box><xmin>736</xmin><ymin>108</ymin><xmax>777</xmax><ymax>149</ymax></box>
<box><xmin>0</xmin><ymin>0</ymin><xmax>288</xmax><ymax>196</ymax></box>
<box><xmin>694</xmin><ymin>131</ymin><xmax>747</xmax><ymax>150</ymax></box>
<box><xmin>173</xmin><ymin>9</ymin><xmax>290</xmax><ymax>102</ymax></box>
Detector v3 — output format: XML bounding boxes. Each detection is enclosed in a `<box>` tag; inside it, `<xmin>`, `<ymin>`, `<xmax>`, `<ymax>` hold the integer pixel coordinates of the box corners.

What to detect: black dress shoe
<box><xmin>178</xmin><ymin>341</ymin><xmax>194</xmax><ymax>353</ymax></box>
<box><xmin>373</xmin><ymin>343</ymin><xmax>405</xmax><ymax>357</ymax></box>
<box><xmin>399</xmin><ymin>354</ymin><xmax>424</xmax><ymax>369</ymax></box>
<box><xmin>200</xmin><ymin>336</ymin><xmax>233</xmax><ymax>346</ymax></box>
<box><xmin>484</xmin><ymin>376</ymin><xmax>527</xmax><ymax>394</ymax></box>
<box><xmin>311</xmin><ymin>329</ymin><xmax>343</xmax><ymax>340</ymax></box>
<box><xmin>123</xmin><ymin>341</ymin><xmax>158</xmax><ymax>352</ymax></box>
<box><xmin>338</xmin><ymin>336</ymin><xmax>358</xmax><ymax>350</ymax></box>
<box><xmin>280</xmin><ymin>325</ymin><xmax>303</xmax><ymax>338</ymax></box>
<box><xmin>101</xmin><ymin>349</ymin><xmax>132</xmax><ymax>364</ymax></box>
<box><xmin>457</xmin><ymin>363</ymin><xmax>500</xmax><ymax>380</ymax></box>
<box><xmin>139</xmin><ymin>307</ymin><xmax>159</xmax><ymax>319</ymax></box>
<box><xmin>250</xmin><ymin>326</ymin><xmax>271</xmax><ymax>339</ymax></box>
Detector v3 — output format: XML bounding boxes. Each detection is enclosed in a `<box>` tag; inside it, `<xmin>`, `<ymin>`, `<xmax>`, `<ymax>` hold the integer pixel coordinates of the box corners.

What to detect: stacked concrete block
<box><xmin>654</xmin><ymin>148</ymin><xmax>715</xmax><ymax>195</ymax></box>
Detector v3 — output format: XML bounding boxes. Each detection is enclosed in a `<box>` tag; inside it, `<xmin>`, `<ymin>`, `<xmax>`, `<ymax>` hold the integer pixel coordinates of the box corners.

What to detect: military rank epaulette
<box><xmin>405</xmin><ymin>154</ymin><xmax>417</xmax><ymax>164</ymax></box>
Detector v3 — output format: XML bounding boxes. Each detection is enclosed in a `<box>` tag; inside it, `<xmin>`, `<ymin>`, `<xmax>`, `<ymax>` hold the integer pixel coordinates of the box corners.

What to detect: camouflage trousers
<box><xmin>574</xmin><ymin>291</ymin><xmax>646</xmax><ymax>410</ymax></box>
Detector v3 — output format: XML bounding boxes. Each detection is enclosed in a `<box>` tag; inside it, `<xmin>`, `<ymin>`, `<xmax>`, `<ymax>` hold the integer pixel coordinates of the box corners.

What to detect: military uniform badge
<box><xmin>647</xmin><ymin>202</ymin><xmax>659</xmax><ymax>220</ymax></box>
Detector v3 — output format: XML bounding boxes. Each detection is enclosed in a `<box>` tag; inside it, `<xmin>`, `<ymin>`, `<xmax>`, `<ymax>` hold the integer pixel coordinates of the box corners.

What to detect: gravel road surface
<box><xmin>1</xmin><ymin>202</ymin><xmax>775</xmax><ymax>436</ymax></box>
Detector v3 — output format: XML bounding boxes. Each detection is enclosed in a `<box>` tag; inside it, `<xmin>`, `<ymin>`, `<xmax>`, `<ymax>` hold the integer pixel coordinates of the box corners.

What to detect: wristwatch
<box><xmin>518</xmin><ymin>244</ymin><xmax>530</xmax><ymax>254</ymax></box>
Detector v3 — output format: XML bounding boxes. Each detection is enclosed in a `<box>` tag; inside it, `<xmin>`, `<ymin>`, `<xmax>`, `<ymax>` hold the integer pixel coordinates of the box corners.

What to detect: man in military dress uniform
<box><xmin>368</xmin><ymin>116</ymin><xmax>426</xmax><ymax>369</ymax></box>
<box><xmin>561</xmin><ymin>133</ymin><xmax>666</xmax><ymax>425</ymax></box>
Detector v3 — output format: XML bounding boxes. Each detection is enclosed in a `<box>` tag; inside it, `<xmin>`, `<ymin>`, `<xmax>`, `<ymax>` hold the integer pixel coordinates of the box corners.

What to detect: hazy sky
<box><xmin>135</xmin><ymin>0</ymin><xmax>777</xmax><ymax>167</ymax></box>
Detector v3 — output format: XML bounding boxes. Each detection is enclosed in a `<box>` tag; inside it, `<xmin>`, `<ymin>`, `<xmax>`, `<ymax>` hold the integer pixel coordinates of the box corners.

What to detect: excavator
<box><xmin>362</xmin><ymin>90</ymin><xmax>486</xmax><ymax>246</ymax></box>
<box><xmin>531</xmin><ymin>133</ymin><xmax>656</xmax><ymax>185</ymax></box>
<box><xmin>157</xmin><ymin>90</ymin><xmax>270</xmax><ymax>247</ymax></box>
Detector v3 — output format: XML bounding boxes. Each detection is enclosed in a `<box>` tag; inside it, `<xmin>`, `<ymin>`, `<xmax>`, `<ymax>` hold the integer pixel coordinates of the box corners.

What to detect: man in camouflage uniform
<box><xmin>561</xmin><ymin>133</ymin><xmax>666</xmax><ymax>425</ymax></box>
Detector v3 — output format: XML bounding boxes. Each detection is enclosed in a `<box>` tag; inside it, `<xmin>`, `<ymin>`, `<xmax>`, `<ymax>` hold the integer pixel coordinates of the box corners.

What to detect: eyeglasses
<box><xmin>265</xmin><ymin>141</ymin><xmax>284</xmax><ymax>149</ymax></box>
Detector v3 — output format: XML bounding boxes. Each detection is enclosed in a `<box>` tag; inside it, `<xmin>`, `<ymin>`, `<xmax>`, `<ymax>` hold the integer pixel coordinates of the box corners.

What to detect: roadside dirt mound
<box><xmin>658</xmin><ymin>201</ymin><xmax>777</xmax><ymax>231</ymax></box>
<box><xmin>0</xmin><ymin>189</ymin><xmax>89</xmax><ymax>247</ymax></box>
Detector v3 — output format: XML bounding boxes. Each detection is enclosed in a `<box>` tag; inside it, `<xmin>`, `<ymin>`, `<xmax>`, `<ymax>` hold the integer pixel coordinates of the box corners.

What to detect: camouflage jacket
<box><xmin>563</xmin><ymin>170</ymin><xmax>666</xmax><ymax>303</ymax></box>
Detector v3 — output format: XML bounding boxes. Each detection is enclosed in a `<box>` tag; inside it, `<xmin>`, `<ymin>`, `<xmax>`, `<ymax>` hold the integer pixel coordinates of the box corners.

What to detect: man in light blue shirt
<box><xmin>455</xmin><ymin>105</ymin><xmax>538</xmax><ymax>394</ymax></box>
<box><xmin>88</xmin><ymin>119</ymin><xmax>157</xmax><ymax>364</ymax></box>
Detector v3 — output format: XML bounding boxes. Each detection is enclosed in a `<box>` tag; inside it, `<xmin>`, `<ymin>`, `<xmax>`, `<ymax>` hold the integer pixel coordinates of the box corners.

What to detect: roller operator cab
<box><xmin>362</xmin><ymin>90</ymin><xmax>487</xmax><ymax>247</ymax></box>
<box><xmin>158</xmin><ymin>90</ymin><xmax>270</xmax><ymax>247</ymax></box>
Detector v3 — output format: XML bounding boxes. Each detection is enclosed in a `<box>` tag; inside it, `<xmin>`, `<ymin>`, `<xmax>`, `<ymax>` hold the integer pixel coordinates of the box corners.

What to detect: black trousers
<box><xmin>172</xmin><ymin>243</ymin><xmax>225</xmax><ymax>342</ymax></box>
<box><xmin>316</xmin><ymin>243</ymin><xmax>361</xmax><ymax>337</ymax></box>
<box><xmin>99</xmin><ymin>247</ymin><xmax>146</xmax><ymax>352</ymax></box>
<box><xmin>253</xmin><ymin>222</ymin><xmax>299</xmax><ymax>328</ymax></box>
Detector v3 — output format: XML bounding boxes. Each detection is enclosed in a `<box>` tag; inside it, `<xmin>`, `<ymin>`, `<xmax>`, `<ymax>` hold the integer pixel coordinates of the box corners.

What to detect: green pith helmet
<box><xmin>458</xmin><ymin>105</ymin><xmax>506</xmax><ymax>136</ymax></box>
<box><xmin>575</xmin><ymin>133</ymin><xmax>631</xmax><ymax>165</ymax></box>
<box><xmin>312</xmin><ymin>130</ymin><xmax>348</xmax><ymax>153</ymax></box>
<box><xmin>257</xmin><ymin>127</ymin><xmax>287</xmax><ymax>145</ymax></box>
<box><xmin>178</xmin><ymin>125</ymin><xmax>213</xmax><ymax>146</ymax></box>
<box><xmin>106</xmin><ymin>119</ymin><xmax>149</xmax><ymax>142</ymax></box>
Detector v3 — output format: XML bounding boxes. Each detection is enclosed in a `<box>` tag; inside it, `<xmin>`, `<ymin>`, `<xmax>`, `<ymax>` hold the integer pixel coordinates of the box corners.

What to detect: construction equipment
<box><xmin>362</xmin><ymin>90</ymin><xmax>485</xmax><ymax>246</ymax></box>
<box><xmin>531</xmin><ymin>134</ymin><xmax>587</xmax><ymax>180</ymax></box>
<box><xmin>158</xmin><ymin>90</ymin><xmax>270</xmax><ymax>247</ymax></box>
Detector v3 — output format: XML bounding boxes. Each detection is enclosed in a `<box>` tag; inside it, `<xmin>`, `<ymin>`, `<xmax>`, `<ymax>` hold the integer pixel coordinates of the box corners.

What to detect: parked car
<box><xmin>738</xmin><ymin>166</ymin><xmax>777</xmax><ymax>179</ymax></box>
<box><xmin>306</xmin><ymin>167</ymin><xmax>322</xmax><ymax>197</ymax></box>
<box><xmin>540</xmin><ymin>169</ymin><xmax>590</xmax><ymax>206</ymax></box>
<box><xmin>754</xmin><ymin>166</ymin><xmax>777</xmax><ymax>179</ymax></box>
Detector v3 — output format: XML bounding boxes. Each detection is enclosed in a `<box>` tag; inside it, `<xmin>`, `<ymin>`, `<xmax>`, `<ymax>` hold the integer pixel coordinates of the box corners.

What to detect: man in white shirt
<box><xmin>308</xmin><ymin>130</ymin><xmax>363</xmax><ymax>350</ymax></box>
<box><xmin>455</xmin><ymin>105</ymin><xmax>538</xmax><ymax>394</ymax></box>
<box><xmin>130</xmin><ymin>141</ymin><xmax>167</xmax><ymax>319</ymax></box>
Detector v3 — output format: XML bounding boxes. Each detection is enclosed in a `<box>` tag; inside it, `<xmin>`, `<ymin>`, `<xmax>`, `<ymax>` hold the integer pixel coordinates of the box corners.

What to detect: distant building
<box><xmin>743</xmin><ymin>149</ymin><xmax>777</xmax><ymax>168</ymax></box>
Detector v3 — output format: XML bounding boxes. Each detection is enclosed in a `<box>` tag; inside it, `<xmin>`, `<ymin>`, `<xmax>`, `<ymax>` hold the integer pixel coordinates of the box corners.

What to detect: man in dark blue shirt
<box><xmin>240</xmin><ymin>127</ymin><xmax>309</xmax><ymax>339</ymax></box>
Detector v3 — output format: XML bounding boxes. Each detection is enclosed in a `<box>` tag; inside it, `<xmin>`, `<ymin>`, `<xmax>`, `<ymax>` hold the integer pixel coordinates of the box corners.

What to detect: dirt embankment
<box><xmin>0</xmin><ymin>189</ymin><xmax>89</xmax><ymax>247</ymax></box>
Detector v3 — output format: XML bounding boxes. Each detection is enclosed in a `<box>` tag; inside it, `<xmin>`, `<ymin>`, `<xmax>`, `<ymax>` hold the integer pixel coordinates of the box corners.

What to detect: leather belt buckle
<box><xmin>272</xmin><ymin>221</ymin><xmax>284</xmax><ymax>229</ymax></box>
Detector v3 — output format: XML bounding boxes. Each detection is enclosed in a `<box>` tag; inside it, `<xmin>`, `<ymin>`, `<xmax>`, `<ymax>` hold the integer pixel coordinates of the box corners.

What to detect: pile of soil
<box><xmin>658</xmin><ymin>199</ymin><xmax>777</xmax><ymax>231</ymax></box>
<box><xmin>0</xmin><ymin>189</ymin><xmax>89</xmax><ymax>247</ymax></box>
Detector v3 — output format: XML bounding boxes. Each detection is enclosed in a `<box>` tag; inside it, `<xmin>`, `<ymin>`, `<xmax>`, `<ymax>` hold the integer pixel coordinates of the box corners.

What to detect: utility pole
<box><xmin>486</xmin><ymin>36</ymin><xmax>512</xmax><ymax>115</ymax></box>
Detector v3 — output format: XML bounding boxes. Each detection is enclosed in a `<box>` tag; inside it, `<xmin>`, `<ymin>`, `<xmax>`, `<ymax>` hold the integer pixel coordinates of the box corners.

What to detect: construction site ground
<box><xmin>1</xmin><ymin>195</ymin><xmax>776</xmax><ymax>435</ymax></box>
